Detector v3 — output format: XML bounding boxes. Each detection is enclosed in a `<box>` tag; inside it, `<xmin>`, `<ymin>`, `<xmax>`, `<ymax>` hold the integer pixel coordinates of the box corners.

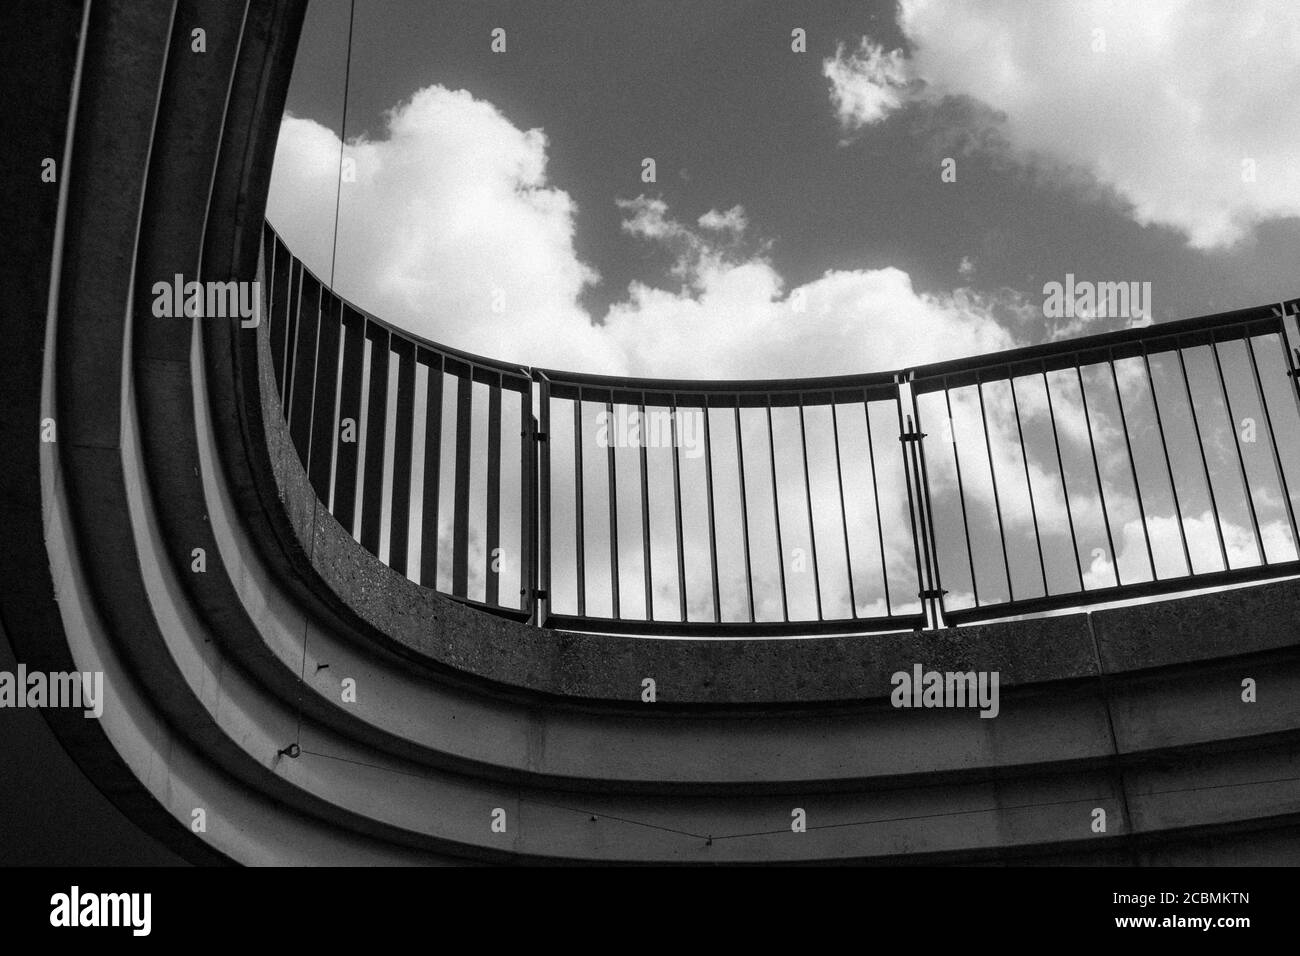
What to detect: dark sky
<box><xmin>284</xmin><ymin>0</ymin><xmax>1300</xmax><ymax>336</ymax></box>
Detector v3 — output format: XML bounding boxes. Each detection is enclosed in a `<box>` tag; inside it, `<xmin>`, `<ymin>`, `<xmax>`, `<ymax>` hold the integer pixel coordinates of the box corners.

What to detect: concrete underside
<box><xmin>3</xmin><ymin>0</ymin><xmax>1299</xmax><ymax>865</ymax></box>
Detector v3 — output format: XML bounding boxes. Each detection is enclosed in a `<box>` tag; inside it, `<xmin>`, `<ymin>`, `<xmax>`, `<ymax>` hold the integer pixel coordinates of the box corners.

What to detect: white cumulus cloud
<box><xmin>267</xmin><ymin>84</ymin><xmax>1023</xmax><ymax>380</ymax></box>
<box><xmin>267</xmin><ymin>87</ymin><xmax>622</xmax><ymax>373</ymax></box>
<box><xmin>824</xmin><ymin>0</ymin><xmax>1300</xmax><ymax>249</ymax></box>
<box><xmin>824</xmin><ymin>38</ymin><xmax>916</xmax><ymax>129</ymax></box>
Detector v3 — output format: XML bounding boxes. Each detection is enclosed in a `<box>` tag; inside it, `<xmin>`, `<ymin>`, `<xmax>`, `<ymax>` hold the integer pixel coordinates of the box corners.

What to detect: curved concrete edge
<box><xmin>43</xmin><ymin>394</ymin><xmax>461</xmax><ymax>865</ymax></box>
<box><xmin>191</xmin><ymin>371</ymin><xmax>1300</xmax><ymax>789</ymax></box>
<box><xmin>6</xmin><ymin>0</ymin><xmax>449</xmax><ymax>867</ymax></box>
<box><xmin>2</xmin><ymin>0</ymin><xmax>230</xmax><ymax>868</ymax></box>
<box><xmin>10</xmin><ymin>0</ymin><xmax>1300</xmax><ymax>865</ymax></box>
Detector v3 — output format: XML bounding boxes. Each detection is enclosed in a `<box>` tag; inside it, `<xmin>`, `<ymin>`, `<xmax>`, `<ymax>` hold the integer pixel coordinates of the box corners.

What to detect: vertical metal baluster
<box><xmin>863</xmin><ymin>390</ymin><xmax>892</xmax><ymax>617</ymax></box>
<box><xmin>766</xmin><ymin>397</ymin><xmax>789</xmax><ymax>622</ymax></box>
<box><xmin>333</xmin><ymin>308</ymin><xmax>366</xmax><ymax>536</ymax></box>
<box><xmin>262</xmin><ymin>226</ymin><xmax>275</xmax><ymax>339</ymax></box>
<box><xmin>797</xmin><ymin>396</ymin><xmax>823</xmax><ymax>620</ymax></box>
<box><xmin>734</xmin><ymin>403</ymin><xmax>756</xmax><ymax>622</ymax></box>
<box><xmin>1076</xmin><ymin>360</ymin><xmax>1120</xmax><ymax>587</ymax></box>
<box><xmin>573</xmin><ymin>390</ymin><xmax>585</xmax><ymax>616</ymax></box>
<box><xmin>1041</xmin><ymin>364</ymin><xmax>1084</xmax><ymax>592</ymax></box>
<box><xmin>307</xmin><ymin>292</ymin><xmax>343</xmax><ymax>505</ymax></box>
<box><xmin>639</xmin><ymin>394</ymin><xmax>653</xmax><ymax>620</ymax></box>
<box><xmin>359</xmin><ymin>326</ymin><xmax>389</xmax><ymax>557</ymax></box>
<box><xmin>539</xmin><ymin>376</ymin><xmax>552</xmax><ymax>624</ymax></box>
<box><xmin>419</xmin><ymin>352</ymin><xmax>444</xmax><ymax>589</ymax></box>
<box><xmin>281</xmin><ymin>259</ymin><xmax>302</xmax><ymax>407</ymax></box>
<box><xmin>892</xmin><ymin>382</ymin><xmax>927</xmax><ymax>620</ymax></box>
<box><xmin>904</xmin><ymin>417</ymin><xmax>934</xmax><ymax>623</ymax></box>
<box><xmin>1108</xmin><ymin>351</ymin><xmax>1157</xmax><ymax>581</ymax></box>
<box><xmin>288</xmin><ymin>273</ymin><xmax>322</xmax><ymax>468</ymax></box>
<box><xmin>671</xmin><ymin>395</ymin><xmax>687</xmax><ymax>622</ymax></box>
<box><xmin>1176</xmin><ymin>344</ymin><xmax>1230</xmax><ymax>571</ymax></box>
<box><xmin>1008</xmin><ymin>370</ymin><xmax>1048</xmax><ymax>596</ymax></box>
<box><xmin>1210</xmin><ymin>335</ymin><xmax>1264</xmax><ymax>561</ymax></box>
<box><xmin>387</xmin><ymin>338</ymin><xmax>416</xmax><ymax>577</ymax></box>
<box><xmin>605</xmin><ymin>397</ymin><xmax>620</xmax><ymax>620</ymax></box>
<box><xmin>703</xmin><ymin>396</ymin><xmax>721</xmax><ymax>623</ymax></box>
<box><xmin>830</xmin><ymin>402</ymin><xmax>857</xmax><ymax>617</ymax></box>
<box><xmin>943</xmin><ymin>380</ymin><xmax>979</xmax><ymax>607</ymax></box>
<box><xmin>452</xmin><ymin>372</ymin><xmax>472</xmax><ymax>598</ymax></box>
<box><xmin>519</xmin><ymin>377</ymin><xmax>534</xmax><ymax>615</ymax></box>
<box><xmin>269</xmin><ymin>238</ymin><xmax>291</xmax><ymax>396</ymax></box>
<box><xmin>485</xmin><ymin>376</ymin><xmax>502</xmax><ymax>605</ymax></box>
<box><xmin>1140</xmin><ymin>345</ymin><xmax>1193</xmax><ymax>577</ymax></box>
<box><xmin>907</xmin><ymin>378</ymin><xmax>945</xmax><ymax>628</ymax></box>
<box><xmin>326</xmin><ymin>296</ymin><xmax>345</xmax><ymax>514</ymax></box>
<box><xmin>975</xmin><ymin>375</ymin><xmax>1014</xmax><ymax>602</ymax></box>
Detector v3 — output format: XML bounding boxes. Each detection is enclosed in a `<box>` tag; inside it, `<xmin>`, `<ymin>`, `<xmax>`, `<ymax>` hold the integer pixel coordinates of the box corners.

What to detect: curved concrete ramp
<box><xmin>5</xmin><ymin>0</ymin><xmax>1300</xmax><ymax>865</ymax></box>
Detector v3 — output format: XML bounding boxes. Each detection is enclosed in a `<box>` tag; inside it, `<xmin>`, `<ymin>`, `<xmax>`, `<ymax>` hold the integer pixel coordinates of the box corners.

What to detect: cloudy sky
<box><xmin>267</xmin><ymin>1</ymin><xmax>1300</xmax><ymax>624</ymax></box>
<box><xmin>270</xmin><ymin>0</ymin><xmax>1300</xmax><ymax>381</ymax></box>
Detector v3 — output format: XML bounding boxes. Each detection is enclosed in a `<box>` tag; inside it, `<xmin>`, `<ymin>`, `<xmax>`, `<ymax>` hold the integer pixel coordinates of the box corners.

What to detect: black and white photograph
<box><xmin>3</xmin><ymin>0</ymin><xmax>1296</xmax><ymax>935</ymax></box>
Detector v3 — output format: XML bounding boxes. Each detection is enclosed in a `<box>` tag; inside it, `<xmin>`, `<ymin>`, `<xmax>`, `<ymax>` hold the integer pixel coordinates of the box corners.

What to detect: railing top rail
<box><xmin>268</xmin><ymin>221</ymin><xmax>1297</xmax><ymax>399</ymax></box>
<box><xmin>534</xmin><ymin>365</ymin><xmax>903</xmax><ymax>400</ymax></box>
<box><xmin>908</xmin><ymin>300</ymin><xmax>1297</xmax><ymax>390</ymax></box>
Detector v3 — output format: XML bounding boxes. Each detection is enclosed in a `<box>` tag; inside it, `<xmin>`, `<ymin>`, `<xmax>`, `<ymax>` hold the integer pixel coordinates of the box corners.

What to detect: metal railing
<box><xmin>263</xmin><ymin>222</ymin><xmax>537</xmax><ymax>625</ymax></box>
<box><xmin>261</xmin><ymin>222</ymin><xmax>1300</xmax><ymax>635</ymax></box>
<box><xmin>909</xmin><ymin>308</ymin><xmax>1300</xmax><ymax>625</ymax></box>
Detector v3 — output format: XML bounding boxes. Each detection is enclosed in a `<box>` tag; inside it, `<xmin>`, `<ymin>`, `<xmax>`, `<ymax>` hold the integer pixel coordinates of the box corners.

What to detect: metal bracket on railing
<box><xmin>1270</xmin><ymin>299</ymin><xmax>1299</xmax><ymax>319</ymax></box>
<box><xmin>918</xmin><ymin>588</ymin><xmax>948</xmax><ymax>601</ymax></box>
<box><xmin>898</xmin><ymin>430</ymin><xmax>927</xmax><ymax>442</ymax></box>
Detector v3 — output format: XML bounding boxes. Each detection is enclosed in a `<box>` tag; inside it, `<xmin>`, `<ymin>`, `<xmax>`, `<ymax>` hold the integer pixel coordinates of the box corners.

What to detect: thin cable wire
<box><xmin>328</xmin><ymin>0</ymin><xmax>356</xmax><ymax>289</ymax></box>
<box><xmin>295</xmin><ymin>0</ymin><xmax>355</xmax><ymax>747</ymax></box>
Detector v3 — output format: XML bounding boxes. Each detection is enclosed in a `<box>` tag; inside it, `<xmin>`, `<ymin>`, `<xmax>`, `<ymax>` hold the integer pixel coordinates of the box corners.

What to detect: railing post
<box><xmin>531</xmin><ymin>373</ymin><xmax>551</xmax><ymax>626</ymax></box>
<box><xmin>897</xmin><ymin>373</ymin><xmax>946</xmax><ymax>631</ymax></box>
<box><xmin>1270</xmin><ymin>298</ymin><xmax>1300</xmax><ymax>420</ymax></box>
<box><xmin>520</xmin><ymin>379</ymin><xmax>535</xmax><ymax>622</ymax></box>
<box><xmin>910</xmin><ymin>374</ymin><xmax>947</xmax><ymax>631</ymax></box>
<box><xmin>1282</xmin><ymin>325</ymin><xmax>1300</xmax><ymax>406</ymax></box>
<box><xmin>522</xmin><ymin>410</ymin><xmax>544</xmax><ymax>625</ymax></box>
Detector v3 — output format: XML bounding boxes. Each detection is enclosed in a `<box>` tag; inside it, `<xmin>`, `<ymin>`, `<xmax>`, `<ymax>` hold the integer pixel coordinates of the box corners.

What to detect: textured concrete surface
<box><xmin>8</xmin><ymin>0</ymin><xmax>1300</xmax><ymax>866</ymax></box>
<box><xmin>1092</xmin><ymin>578</ymin><xmax>1300</xmax><ymax>672</ymax></box>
